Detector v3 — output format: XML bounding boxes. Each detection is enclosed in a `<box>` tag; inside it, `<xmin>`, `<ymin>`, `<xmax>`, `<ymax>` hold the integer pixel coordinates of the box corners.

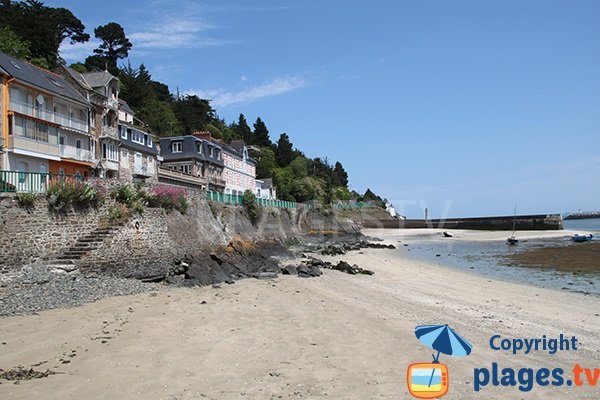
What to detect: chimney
<box><xmin>192</xmin><ymin>131</ymin><xmax>212</xmax><ymax>141</ymax></box>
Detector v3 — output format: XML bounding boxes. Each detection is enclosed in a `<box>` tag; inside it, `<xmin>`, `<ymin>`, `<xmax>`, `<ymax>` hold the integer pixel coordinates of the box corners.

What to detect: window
<box><xmin>208</xmin><ymin>146</ymin><xmax>213</xmax><ymax>157</ymax></box>
<box><xmin>76</xmin><ymin>139</ymin><xmax>82</xmax><ymax>149</ymax></box>
<box><xmin>102</xmin><ymin>143</ymin><xmax>118</xmax><ymax>161</ymax></box>
<box><xmin>172</xmin><ymin>142</ymin><xmax>182</xmax><ymax>153</ymax></box>
<box><xmin>131</xmin><ymin>130</ymin><xmax>144</xmax><ymax>144</ymax></box>
<box><xmin>59</xmin><ymin>135</ymin><xmax>65</xmax><ymax>146</ymax></box>
<box><xmin>147</xmin><ymin>135</ymin><xmax>153</xmax><ymax>147</ymax></box>
<box><xmin>196</xmin><ymin>142</ymin><xmax>202</xmax><ymax>154</ymax></box>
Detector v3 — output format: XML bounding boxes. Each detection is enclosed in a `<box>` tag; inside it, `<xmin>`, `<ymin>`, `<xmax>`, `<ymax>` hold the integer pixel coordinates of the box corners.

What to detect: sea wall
<box><xmin>0</xmin><ymin>191</ymin><xmax>364</xmax><ymax>273</ymax></box>
<box><xmin>363</xmin><ymin>214</ymin><xmax>563</xmax><ymax>231</ymax></box>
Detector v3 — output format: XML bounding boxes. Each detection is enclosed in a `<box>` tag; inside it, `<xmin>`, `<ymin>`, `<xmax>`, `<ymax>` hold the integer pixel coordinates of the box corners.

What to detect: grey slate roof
<box><xmin>0</xmin><ymin>51</ymin><xmax>89</xmax><ymax>107</ymax></box>
<box><xmin>82</xmin><ymin>70</ymin><xmax>117</xmax><ymax>88</ymax></box>
<box><xmin>119</xmin><ymin>99</ymin><xmax>134</xmax><ymax>114</ymax></box>
<box><xmin>118</xmin><ymin>123</ymin><xmax>159</xmax><ymax>156</ymax></box>
<box><xmin>61</xmin><ymin>66</ymin><xmax>93</xmax><ymax>91</ymax></box>
<box><xmin>159</xmin><ymin>136</ymin><xmax>224</xmax><ymax>167</ymax></box>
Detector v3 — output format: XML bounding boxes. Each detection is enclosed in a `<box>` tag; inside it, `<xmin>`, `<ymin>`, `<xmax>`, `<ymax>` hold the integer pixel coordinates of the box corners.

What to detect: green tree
<box><xmin>172</xmin><ymin>94</ymin><xmax>216</xmax><ymax>135</ymax></box>
<box><xmin>69</xmin><ymin>62</ymin><xmax>87</xmax><ymax>73</ymax></box>
<box><xmin>332</xmin><ymin>161</ymin><xmax>349</xmax><ymax>187</ymax></box>
<box><xmin>275</xmin><ymin>133</ymin><xmax>294</xmax><ymax>167</ymax></box>
<box><xmin>253</xmin><ymin>147</ymin><xmax>277</xmax><ymax>178</ymax></box>
<box><xmin>86</xmin><ymin>22</ymin><xmax>132</xmax><ymax>74</ymax></box>
<box><xmin>0</xmin><ymin>0</ymin><xmax>89</xmax><ymax>68</ymax></box>
<box><xmin>0</xmin><ymin>26</ymin><xmax>31</xmax><ymax>59</ymax></box>
<box><xmin>233</xmin><ymin>114</ymin><xmax>252</xmax><ymax>143</ymax></box>
<box><xmin>119</xmin><ymin>62</ymin><xmax>154</xmax><ymax>111</ymax></box>
<box><xmin>253</xmin><ymin>117</ymin><xmax>271</xmax><ymax>147</ymax></box>
<box><xmin>289</xmin><ymin>156</ymin><xmax>310</xmax><ymax>178</ymax></box>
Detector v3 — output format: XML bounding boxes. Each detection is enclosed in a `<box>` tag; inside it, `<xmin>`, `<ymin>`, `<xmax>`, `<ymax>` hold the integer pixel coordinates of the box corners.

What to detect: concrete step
<box><xmin>56</xmin><ymin>254</ymin><xmax>82</xmax><ymax>260</ymax></box>
<box><xmin>46</xmin><ymin>259</ymin><xmax>75</xmax><ymax>266</ymax></box>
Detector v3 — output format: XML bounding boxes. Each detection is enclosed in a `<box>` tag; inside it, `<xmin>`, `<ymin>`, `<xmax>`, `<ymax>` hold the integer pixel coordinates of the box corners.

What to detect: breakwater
<box><xmin>564</xmin><ymin>211</ymin><xmax>600</xmax><ymax>220</ymax></box>
<box><xmin>363</xmin><ymin>214</ymin><xmax>563</xmax><ymax>231</ymax></box>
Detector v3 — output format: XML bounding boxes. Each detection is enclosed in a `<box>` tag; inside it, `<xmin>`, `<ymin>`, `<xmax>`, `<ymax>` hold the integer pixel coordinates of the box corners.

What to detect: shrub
<box><xmin>108</xmin><ymin>204</ymin><xmax>130</xmax><ymax>225</ymax></box>
<box><xmin>242</xmin><ymin>190</ymin><xmax>260</xmax><ymax>225</ymax></box>
<box><xmin>46</xmin><ymin>180</ymin><xmax>104</xmax><ymax>211</ymax></box>
<box><xmin>111</xmin><ymin>183</ymin><xmax>138</xmax><ymax>206</ymax></box>
<box><xmin>15</xmin><ymin>192</ymin><xmax>36</xmax><ymax>209</ymax></box>
<box><xmin>147</xmin><ymin>186</ymin><xmax>189</xmax><ymax>214</ymax></box>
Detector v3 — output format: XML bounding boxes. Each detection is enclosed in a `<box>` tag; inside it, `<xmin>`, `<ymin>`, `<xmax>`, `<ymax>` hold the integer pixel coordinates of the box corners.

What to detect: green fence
<box><xmin>332</xmin><ymin>201</ymin><xmax>376</xmax><ymax>209</ymax></box>
<box><xmin>0</xmin><ymin>170</ymin><xmax>85</xmax><ymax>193</ymax></box>
<box><xmin>206</xmin><ymin>191</ymin><xmax>297</xmax><ymax>209</ymax></box>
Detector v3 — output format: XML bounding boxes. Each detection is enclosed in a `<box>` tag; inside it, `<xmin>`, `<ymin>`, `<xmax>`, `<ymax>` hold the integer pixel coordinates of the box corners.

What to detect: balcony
<box><xmin>54</xmin><ymin>112</ymin><xmax>88</xmax><ymax>133</ymax></box>
<box><xmin>100</xmin><ymin>159</ymin><xmax>119</xmax><ymax>171</ymax></box>
<box><xmin>107</xmin><ymin>98</ymin><xmax>118</xmax><ymax>109</ymax></box>
<box><xmin>157</xmin><ymin>167</ymin><xmax>206</xmax><ymax>188</ymax></box>
<box><xmin>9</xmin><ymin>100</ymin><xmax>88</xmax><ymax>133</ymax></box>
<box><xmin>10</xmin><ymin>99</ymin><xmax>52</xmax><ymax>122</ymax></box>
<box><xmin>207</xmin><ymin>176</ymin><xmax>226</xmax><ymax>187</ymax></box>
<box><xmin>59</xmin><ymin>145</ymin><xmax>95</xmax><ymax>163</ymax></box>
<box><xmin>8</xmin><ymin>136</ymin><xmax>59</xmax><ymax>158</ymax></box>
<box><xmin>100</xmin><ymin>125</ymin><xmax>118</xmax><ymax>140</ymax></box>
<box><xmin>134</xmin><ymin>165</ymin><xmax>154</xmax><ymax>178</ymax></box>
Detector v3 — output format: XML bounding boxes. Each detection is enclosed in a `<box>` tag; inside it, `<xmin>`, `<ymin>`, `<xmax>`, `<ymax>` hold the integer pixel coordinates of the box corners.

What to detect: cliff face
<box><xmin>0</xmin><ymin>193</ymin><xmax>370</xmax><ymax>273</ymax></box>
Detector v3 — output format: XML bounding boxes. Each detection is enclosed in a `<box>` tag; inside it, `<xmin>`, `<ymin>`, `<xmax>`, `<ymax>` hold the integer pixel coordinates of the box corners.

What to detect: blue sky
<box><xmin>50</xmin><ymin>0</ymin><xmax>600</xmax><ymax>218</ymax></box>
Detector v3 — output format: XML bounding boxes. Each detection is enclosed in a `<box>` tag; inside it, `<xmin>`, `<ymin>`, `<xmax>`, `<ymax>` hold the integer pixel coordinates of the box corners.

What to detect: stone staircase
<box><xmin>46</xmin><ymin>226</ymin><xmax>115</xmax><ymax>272</ymax></box>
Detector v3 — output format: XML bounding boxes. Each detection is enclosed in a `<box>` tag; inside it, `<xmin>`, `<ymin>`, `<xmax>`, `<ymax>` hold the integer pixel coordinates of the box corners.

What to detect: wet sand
<box><xmin>1</xmin><ymin>229</ymin><xmax>599</xmax><ymax>399</ymax></box>
<box><xmin>505</xmin><ymin>241</ymin><xmax>600</xmax><ymax>274</ymax></box>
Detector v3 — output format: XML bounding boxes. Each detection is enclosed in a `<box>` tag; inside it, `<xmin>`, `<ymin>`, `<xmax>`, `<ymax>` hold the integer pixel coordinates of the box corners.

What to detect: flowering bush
<box><xmin>46</xmin><ymin>180</ymin><xmax>104</xmax><ymax>211</ymax></box>
<box><xmin>146</xmin><ymin>185</ymin><xmax>189</xmax><ymax>214</ymax></box>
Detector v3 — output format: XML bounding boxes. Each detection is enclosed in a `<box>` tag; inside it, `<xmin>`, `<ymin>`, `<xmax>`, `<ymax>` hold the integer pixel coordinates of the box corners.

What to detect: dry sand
<box><xmin>1</xmin><ymin>229</ymin><xmax>599</xmax><ymax>399</ymax></box>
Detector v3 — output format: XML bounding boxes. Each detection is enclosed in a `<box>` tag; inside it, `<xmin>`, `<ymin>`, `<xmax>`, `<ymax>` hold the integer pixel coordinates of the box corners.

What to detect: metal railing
<box><xmin>54</xmin><ymin>112</ymin><xmax>88</xmax><ymax>132</ymax></box>
<box><xmin>134</xmin><ymin>165</ymin><xmax>153</xmax><ymax>177</ymax></box>
<box><xmin>9</xmin><ymin>100</ymin><xmax>88</xmax><ymax>132</ymax></box>
<box><xmin>0</xmin><ymin>170</ymin><xmax>84</xmax><ymax>193</ymax></box>
<box><xmin>60</xmin><ymin>145</ymin><xmax>94</xmax><ymax>162</ymax></box>
<box><xmin>206</xmin><ymin>191</ymin><xmax>297</xmax><ymax>209</ymax></box>
<box><xmin>332</xmin><ymin>201</ymin><xmax>376</xmax><ymax>209</ymax></box>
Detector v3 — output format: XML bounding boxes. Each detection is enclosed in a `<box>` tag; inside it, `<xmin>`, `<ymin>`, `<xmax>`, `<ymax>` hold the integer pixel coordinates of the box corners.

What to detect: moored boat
<box><xmin>571</xmin><ymin>234</ymin><xmax>593</xmax><ymax>243</ymax></box>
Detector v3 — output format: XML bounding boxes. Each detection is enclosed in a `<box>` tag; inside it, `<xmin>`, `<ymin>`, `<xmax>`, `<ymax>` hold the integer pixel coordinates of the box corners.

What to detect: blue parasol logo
<box><xmin>407</xmin><ymin>324</ymin><xmax>473</xmax><ymax>399</ymax></box>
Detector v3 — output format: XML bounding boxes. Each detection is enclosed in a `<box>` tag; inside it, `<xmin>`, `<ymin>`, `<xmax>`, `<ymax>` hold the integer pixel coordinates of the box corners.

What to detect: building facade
<box><xmin>117</xmin><ymin>100</ymin><xmax>159</xmax><ymax>182</ymax></box>
<box><xmin>159</xmin><ymin>132</ymin><xmax>225</xmax><ymax>191</ymax></box>
<box><xmin>222</xmin><ymin>140</ymin><xmax>257</xmax><ymax>196</ymax></box>
<box><xmin>0</xmin><ymin>51</ymin><xmax>92</xmax><ymax>181</ymax></box>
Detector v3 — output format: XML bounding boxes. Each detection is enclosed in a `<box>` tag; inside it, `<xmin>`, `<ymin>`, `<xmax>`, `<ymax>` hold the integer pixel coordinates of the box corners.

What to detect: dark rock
<box><xmin>281</xmin><ymin>265</ymin><xmax>298</xmax><ymax>275</ymax></box>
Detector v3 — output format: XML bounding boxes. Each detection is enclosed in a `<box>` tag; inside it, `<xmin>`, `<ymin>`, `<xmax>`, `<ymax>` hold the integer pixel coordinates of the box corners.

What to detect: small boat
<box><xmin>442</xmin><ymin>231</ymin><xmax>453</xmax><ymax>238</ymax></box>
<box><xmin>571</xmin><ymin>234</ymin><xmax>593</xmax><ymax>243</ymax></box>
<box><xmin>507</xmin><ymin>205</ymin><xmax>518</xmax><ymax>245</ymax></box>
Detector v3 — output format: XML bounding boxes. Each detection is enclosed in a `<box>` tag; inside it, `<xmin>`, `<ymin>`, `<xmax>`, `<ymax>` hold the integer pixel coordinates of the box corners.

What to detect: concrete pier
<box><xmin>363</xmin><ymin>214</ymin><xmax>563</xmax><ymax>231</ymax></box>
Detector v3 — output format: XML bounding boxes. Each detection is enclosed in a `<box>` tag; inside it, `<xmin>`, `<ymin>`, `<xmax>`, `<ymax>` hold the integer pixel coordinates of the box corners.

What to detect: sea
<box><xmin>563</xmin><ymin>217</ymin><xmax>600</xmax><ymax>233</ymax></box>
<box><xmin>400</xmin><ymin>218</ymin><xmax>600</xmax><ymax>296</ymax></box>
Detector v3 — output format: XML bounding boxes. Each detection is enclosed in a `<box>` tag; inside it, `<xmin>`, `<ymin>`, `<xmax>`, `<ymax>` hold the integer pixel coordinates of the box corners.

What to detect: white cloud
<box><xmin>188</xmin><ymin>76</ymin><xmax>308</xmax><ymax>107</ymax></box>
<box><xmin>59</xmin><ymin>40</ymin><xmax>100</xmax><ymax>63</ymax></box>
<box><xmin>129</xmin><ymin>18</ymin><xmax>235</xmax><ymax>50</ymax></box>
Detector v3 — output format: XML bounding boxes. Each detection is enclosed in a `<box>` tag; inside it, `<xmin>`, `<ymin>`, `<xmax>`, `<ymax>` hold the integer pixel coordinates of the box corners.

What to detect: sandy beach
<box><xmin>1</xmin><ymin>229</ymin><xmax>599</xmax><ymax>399</ymax></box>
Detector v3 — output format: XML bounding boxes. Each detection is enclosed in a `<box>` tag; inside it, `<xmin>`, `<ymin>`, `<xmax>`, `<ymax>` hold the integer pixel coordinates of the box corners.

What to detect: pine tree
<box><xmin>253</xmin><ymin>117</ymin><xmax>271</xmax><ymax>147</ymax></box>
<box><xmin>275</xmin><ymin>133</ymin><xmax>294</xmax><ymax>167</ymax></box>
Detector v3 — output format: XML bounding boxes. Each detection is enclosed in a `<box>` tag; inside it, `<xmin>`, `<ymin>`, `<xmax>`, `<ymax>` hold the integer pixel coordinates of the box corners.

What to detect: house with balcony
<box><xmin>117</xmin><ymin>100</ymin><xmax>159</xmax><ymax>181</ymax></box>
<box><xmin>158</xmin><ymin>132</ymin><xmax>225</xmax><ymax>191</ymax></box>
<box><xmin>57</xmin><ymin>66</ymin><xmax>120</xmax><ymax>178</ymax></box>
<box><xmin>0</xmin><ymin>51</ymin><xmax>92</xmax><ymax>181</ymax></box>
<box><xmin>222</xmin><ymin>140</ymin><xmax>257</xmax><ymax>196</ymax></box>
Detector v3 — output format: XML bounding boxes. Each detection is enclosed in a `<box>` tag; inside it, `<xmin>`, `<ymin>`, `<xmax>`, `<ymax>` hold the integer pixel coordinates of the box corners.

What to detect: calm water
<box><xmin>400</xmin><ymin>232</ymin><xmax>600</xmax><ymax>296</ymax></box>
<box><xmin>563</xmin><ymin>217</ymin><xmax>600</xmax><ymax>233</ymax></box>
